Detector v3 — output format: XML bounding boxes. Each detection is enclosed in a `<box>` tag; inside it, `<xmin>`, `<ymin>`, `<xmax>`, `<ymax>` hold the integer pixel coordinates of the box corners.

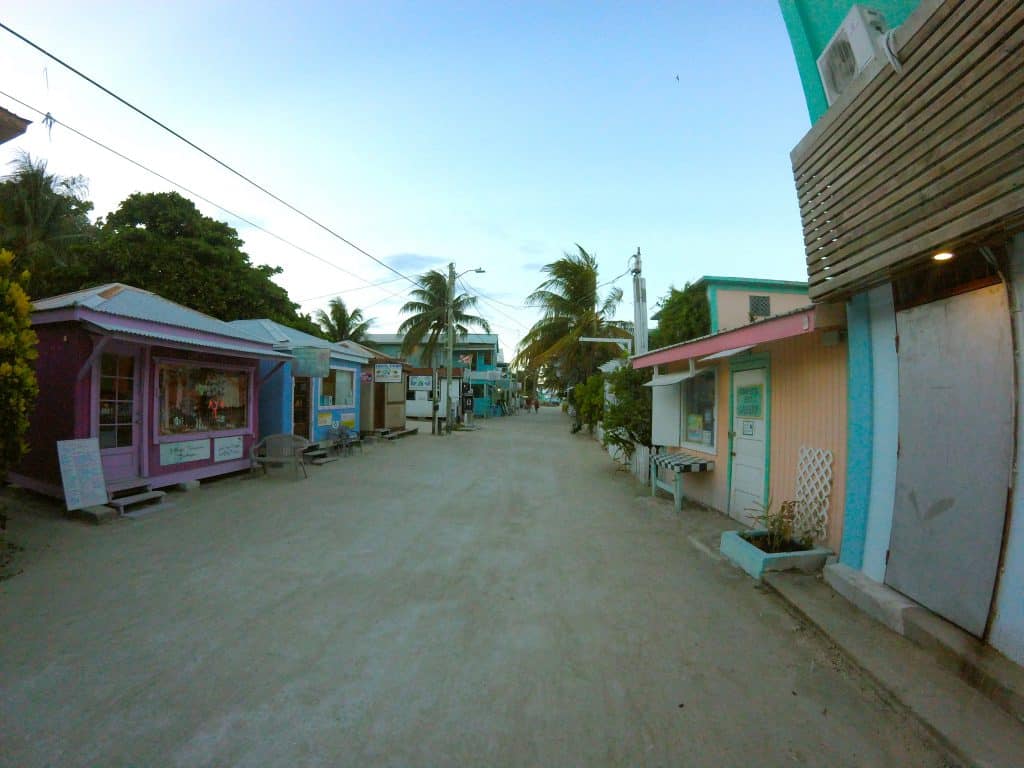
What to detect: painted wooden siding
<box><xmin>791</xmin><ymin>0</ymin><xmax>1024</xmax><ymax>301</ymax></box>
<box><xmin>715</xmin><ymin>290</ymin><xmax>810</xmax><ymax>332</ymax></box>
<box><xmin>661</xmin><ymin>361</ymin><xmax>731</xmax><ymax>513</ymax></box>
<box><xmin>767</xmin><ymin>334</ymin><xmax>848</xmax><ymax>551</ymax></box>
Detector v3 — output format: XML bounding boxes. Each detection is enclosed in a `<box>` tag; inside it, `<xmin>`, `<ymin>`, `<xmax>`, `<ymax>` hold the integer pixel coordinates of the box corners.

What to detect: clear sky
<box><xmin>0</xmin><ymin>1</ymin><xmax>813</xmax><ymax>357</ymax></box>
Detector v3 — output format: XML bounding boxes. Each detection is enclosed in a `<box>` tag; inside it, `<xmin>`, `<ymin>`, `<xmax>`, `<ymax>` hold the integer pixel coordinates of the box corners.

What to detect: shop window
<box><xmin>159</xmin><ymin>365</ymin><xmax>249</xmax><ymax>435</ymax></box>
<box><xmin>99</xmin><ymin>353</ymin><xmax>135</xmax><ymax>448</ymax></box>
<box><xmin>321</xmin><ymin>369</ymin><xmax>354</xmax><ymax>407</ymax></box>
<box><xmin>682</xmin><ymin>370</ymin><xmax>716</xmax><ymax>450</ymax></box>
<box><xmin>472</xmin><ymin>384</ymin><xmax>485</xmax><ymax>398</ymax></box>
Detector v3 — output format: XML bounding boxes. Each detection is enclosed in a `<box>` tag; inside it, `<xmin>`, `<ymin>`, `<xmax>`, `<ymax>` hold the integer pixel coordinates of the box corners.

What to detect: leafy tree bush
<box><xmin>0</xmin><ymin>249</ymin><xmax>38</xmax><ymax>540</ymax></box>
<box><xmin>601</xmin><ymin>364</ymin><xmax>652</xmax><ymax>460</ymax></box>
<box><xmin>574</xmin><ymin>372</ymin><xmax>605</xmax><ymax>434</ymax></box>
<box><xmin>650</xmin><ymin>282</ymin><xmax>710</xmax><ymax>348</ymax></box>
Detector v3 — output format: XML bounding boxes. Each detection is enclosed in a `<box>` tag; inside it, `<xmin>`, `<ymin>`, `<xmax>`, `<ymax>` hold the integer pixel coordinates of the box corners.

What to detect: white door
<box><xmin>886</xmin><ymin>284</ymin><xmax>1013</xmax><ymax>636</ymax></box>
<box><xmin>730</xmin><ymin>368</ymin><xmax>768</xmax><ymax>526</ymax></box>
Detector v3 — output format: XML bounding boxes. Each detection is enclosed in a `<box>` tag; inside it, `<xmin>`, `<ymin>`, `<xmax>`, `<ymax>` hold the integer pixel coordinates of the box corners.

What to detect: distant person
<box><xmin>533</xmin><ymin>398</ymin><xmax>539</xmax><ymax>413</ymax></box>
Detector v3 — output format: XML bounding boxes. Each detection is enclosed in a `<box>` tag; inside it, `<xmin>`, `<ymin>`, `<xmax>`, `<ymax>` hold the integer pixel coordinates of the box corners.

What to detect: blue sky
<box><xmin>0</xmin><ymin>1</ymin><xmax>813</xmax><ymax>355</ymax></box>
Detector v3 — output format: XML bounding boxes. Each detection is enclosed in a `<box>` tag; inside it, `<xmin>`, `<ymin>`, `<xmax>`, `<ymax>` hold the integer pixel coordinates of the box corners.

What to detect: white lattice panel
<box><xmin>794</xmin><ymin>446</ymin><xmax>833</xmax><ymax>541</ymax></box>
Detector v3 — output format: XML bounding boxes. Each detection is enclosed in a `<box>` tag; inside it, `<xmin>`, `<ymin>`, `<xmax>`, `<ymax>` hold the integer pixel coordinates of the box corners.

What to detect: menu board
<box><xmin>56</xmin><ymin>438</ymin><xmax>109</xmax><ymax>511</ymax></box>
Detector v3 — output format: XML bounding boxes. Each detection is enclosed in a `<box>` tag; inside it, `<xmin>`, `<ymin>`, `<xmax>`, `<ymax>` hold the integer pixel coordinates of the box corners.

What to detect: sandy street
<box><xmin>0</xmin><ymin>408</ymin><xmax>950</xmax><ymax>767</ymax></box>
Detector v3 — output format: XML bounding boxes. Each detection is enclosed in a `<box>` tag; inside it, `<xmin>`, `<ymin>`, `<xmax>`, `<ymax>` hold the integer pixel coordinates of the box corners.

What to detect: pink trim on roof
<box><xmin>632</xmin><ymin>308</ymin><xmax>817</xmax><ymax>369</ymax></box>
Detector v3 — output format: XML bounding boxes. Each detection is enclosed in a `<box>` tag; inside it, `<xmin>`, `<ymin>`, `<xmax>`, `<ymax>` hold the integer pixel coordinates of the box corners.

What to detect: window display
<box><xmin>321</xmin><ymin>369</ymin><xmax>354</xmax><ymax>407</ymax></box>
<box><xmin>159</xmin><ymin>364</ymin><xmax>249</xmax><ymax>435</ymax></box>
<box><xmin>683</xmin><ymin>371</ymin><xmax>716</xmax><ymax>449</ymax></box>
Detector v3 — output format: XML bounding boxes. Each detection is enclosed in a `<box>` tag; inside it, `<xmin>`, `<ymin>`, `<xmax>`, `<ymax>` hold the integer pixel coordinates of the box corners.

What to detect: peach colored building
<box><xmin>635</xmin><ymin>302</ymin><xmax>847</xmax><ymax>551</ymax></box>
<box><xmin>695</xmin><ymin>276</ymin><xmax>809</xmax><ymax>333</ymax></box>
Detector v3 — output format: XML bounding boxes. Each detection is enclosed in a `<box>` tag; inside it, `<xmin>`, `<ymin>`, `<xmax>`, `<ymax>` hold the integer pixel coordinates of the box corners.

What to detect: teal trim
<box><xmin>698</xmin><ymin>275</ymin><xmax>809</xmax><ymax>293</ymax></box>
<box><xmin>777</xmin><ymin>0</ymin><xmax>919</xmax><ymax>125</ymax></box>
<box><xmin>708</xmin><ymin>285</ymin><xmax>719</xmax><ymax>333</ymax></box>
<box><xmin>840</xmin><ymin>293</ymin><xmax>873</xmax><ymax>569</ymax></box>
<box><xmin>728</xmin><ymin>352</ymin><xmax>772</xmax><ymax>515</ymax></box>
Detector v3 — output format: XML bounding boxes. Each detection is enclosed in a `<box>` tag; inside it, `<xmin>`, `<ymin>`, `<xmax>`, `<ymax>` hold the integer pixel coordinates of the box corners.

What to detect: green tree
<box><xmin>649</xmin><ymin>282</ymin><xmax>710</xmax><ymax>348</ymax></box>
<box><xmin>397</xmin><ymin>269</ymin><xmax>490</xmax><ymax>365</ymax></box>
<box><xmin>601</xmin><ymin>364</ymin><xmax>652</xmax><ymax>460</ymax></box>
<box><xmin>316</xmin><ymin>297</ymin><xmax>374</xmax><ymax>342</ymax></box>
<box><xmin>0</xmin><ymin>249</ymin><xmax>38</xmax><ymax>539</ymax></box>
<box><xmin>74</xmin><ymin>191</ymin><xmax>322</xmax><ymax>333</ymax></box>
<box><xmin>0</xmin><ymin>153</ymin><xmax>96</xmax><ymax>297</ymax></box>
<box><xmin>515</xmin><ymin>245</ymin><xmax>630</xmax><ymax>390</ymax></box>
<box><xmin>574</xmin><ymin>371</ymin><xmax>605</xmax><ymax>434</ymax></box>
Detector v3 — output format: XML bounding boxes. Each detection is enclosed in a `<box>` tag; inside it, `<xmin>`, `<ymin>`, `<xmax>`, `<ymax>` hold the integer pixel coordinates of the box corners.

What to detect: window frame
<box><xmin>319</xmin><ymin>367</ymin><xmax>356</xmax><ymax>409</ymax></box>
<box><xmin>154</xmin><ymin>359</ymin><xmax>254</xmax><ymax>444</ymax></box>
<box><xmin>679</xmin><ymin>368</ymin><xmax>717</xmax><ymax>455</ymax></box>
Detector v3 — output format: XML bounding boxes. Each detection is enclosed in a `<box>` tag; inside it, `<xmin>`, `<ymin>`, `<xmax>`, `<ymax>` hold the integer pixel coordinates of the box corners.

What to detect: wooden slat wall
<box><xmin>791</xmin><ymin>0</ymin><xmax>1024</xmax><ymax>301</ymax></box>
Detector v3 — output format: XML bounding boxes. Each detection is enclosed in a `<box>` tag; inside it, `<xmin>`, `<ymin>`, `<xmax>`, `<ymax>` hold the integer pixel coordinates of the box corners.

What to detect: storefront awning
<box><xmin>642</xmin><ymin>370</ymin><xmax>697</xmax><ymax>387</ymax></box>
<box><xmin>84</xmin><ymin>320</ymin><xmax>292</xmax><ymax>360</ymax></box>
<box><xmin>699</xmin><ymin>345</ymin><xmax>755</xmax><ymax>362</ymax></box>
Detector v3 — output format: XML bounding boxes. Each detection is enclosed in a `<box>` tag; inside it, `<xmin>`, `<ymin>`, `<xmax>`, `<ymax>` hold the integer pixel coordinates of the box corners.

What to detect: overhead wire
<box><xmin>0</xmin><ymin>88</ymin><xmax>411</xmax><ymax>305</ymax></box>
<box><xmin>0</xmin><ymin>20</ymin><xmax>422</xmax><ymax>289</ymax></box>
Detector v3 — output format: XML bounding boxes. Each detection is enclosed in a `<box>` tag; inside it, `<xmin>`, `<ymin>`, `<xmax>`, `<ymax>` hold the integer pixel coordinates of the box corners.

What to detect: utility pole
<box><xmin>631</xmin><ymin>247</ymin><xmax>648</xmax><ymax>356</ymax></box>
<box><xmin>445</xmin><ymin>262</ymin><xmax>456</xmax><ymax>435</ymax></box>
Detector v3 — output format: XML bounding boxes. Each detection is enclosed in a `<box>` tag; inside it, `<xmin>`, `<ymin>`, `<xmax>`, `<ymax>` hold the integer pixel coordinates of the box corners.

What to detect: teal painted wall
<box><xmin>778</xmin><ymin>0</ymin><xmax>918</xmax><ymax>124</ymax></box>
<box><xmin>839</xmin><ymin>293</ymin><xmax>873</xmax><ymax>569</ymax></box>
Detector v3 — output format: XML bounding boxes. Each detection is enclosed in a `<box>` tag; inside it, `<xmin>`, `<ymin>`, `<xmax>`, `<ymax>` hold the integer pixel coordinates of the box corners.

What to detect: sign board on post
<box><xmin>292</xmin><ymin>347</ymin><xmax>331</xmax><ymax>378</ymax></box>
<box><xmin>56</xmin><ymin>438</ymin><xmax>109</xmax><ymax>511</ymax></box>
<box><xmin>374</xmin><ymin>363</ymin><xmax>403</xmax><ymax>383</ymax></box>
<box><xmin>409</xmin><ymin>375</ymin><xmax>433</xmax><ymax>391</ymax></box>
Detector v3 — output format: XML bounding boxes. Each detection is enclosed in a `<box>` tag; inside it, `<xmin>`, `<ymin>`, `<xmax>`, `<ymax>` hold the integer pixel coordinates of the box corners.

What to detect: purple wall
<box><xmin>18</xmin><ymin>324</ymin><xmax>93</xmax><ymax>487</ymax></box>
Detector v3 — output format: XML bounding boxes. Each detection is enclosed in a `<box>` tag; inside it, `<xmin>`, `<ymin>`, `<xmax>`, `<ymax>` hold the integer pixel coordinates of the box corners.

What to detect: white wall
<box><xmin>991</xmin><ymin>233</ymin><xmax>1024</xmax><ymax>665</ymax></box>
<box><xmin>862</xmin><ymin>284</ymin><xmax>899</xmax><ymax>582</ymax></box>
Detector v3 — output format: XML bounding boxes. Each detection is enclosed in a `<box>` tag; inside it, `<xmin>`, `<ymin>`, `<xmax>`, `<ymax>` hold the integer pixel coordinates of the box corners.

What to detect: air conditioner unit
<box><xmin>817</xmin><ymin>5</ymin><xmax>888</xmax><ymax>106</ymax></box>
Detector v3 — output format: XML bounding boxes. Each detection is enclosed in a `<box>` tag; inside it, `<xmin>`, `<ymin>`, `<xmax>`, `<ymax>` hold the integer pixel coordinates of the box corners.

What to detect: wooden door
<box><xmin>293</xmin><ymin>377</ymin><xmax>311</xmax><ymax>439</ymax></box>
<box><xmin>98</xmin><ymin>351</ymin><xmax>140</xmax><ymax>483</ymax></box>
<box><xmin>730</xmin><ymin>367</ymin><xmax>767</xmax><ymax>526</ymax></box>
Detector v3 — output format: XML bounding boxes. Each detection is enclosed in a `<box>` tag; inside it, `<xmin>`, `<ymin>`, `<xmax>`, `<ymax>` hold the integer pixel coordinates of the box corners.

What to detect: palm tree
<box><xmin>316</xmin><ymin>297</ymin><xmax>374</xmax><ymax>342</ymax></box>
<box><xmin>398</xmin><ymin>269</ymin><xmax>491</xmax><ymax>366</ymax></box>
<box><xmin>514</xmin><ymin>245</ymin><xmax>630</xmax><ymax>389</ymax></box>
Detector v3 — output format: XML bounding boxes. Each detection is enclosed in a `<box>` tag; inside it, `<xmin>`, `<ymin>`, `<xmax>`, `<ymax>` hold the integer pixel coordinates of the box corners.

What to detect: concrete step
<box><xmin>766</xmin><ymin>570</ymin><xmax>1024</xmax><ymax>768</ymax></box>
<box><xmin>310</xmin><ymin>456</ymin><xmax>339</xmax><ymax>465</ymax></box>
<box><xmin>108</xmin><ymin>490</ymin><xmax>166</xmax><ymax>511</ymax></box>
<box><xmin>121</xmin><ymin>502</ymin><xmax>175</xmax><ymax>519</ymax></box>
<box><xmin>384</xmin><ymin>427</ymin><xmax>418</xmax><ymax>440</ymax></box>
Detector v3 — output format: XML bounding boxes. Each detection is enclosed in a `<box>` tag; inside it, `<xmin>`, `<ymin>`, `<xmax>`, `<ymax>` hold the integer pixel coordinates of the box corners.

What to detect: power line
<box><xmin>459</xmin><ymin>278</ymin><xmax>528</xmax><ymax>334</ymax></box>
<box><xmin>298</xmin><ymin>275</ymin><xmax>408</xmax><ymax>303</ymax></box>
<box><xmin>0</xmin><ymin>20</ymin><xmax>421</xmax><ymax>288</ymax></box>
<box><xmin>0</xmin><ymin>89</ymin><xmax>410</xmax><ymax>303</ymax></box>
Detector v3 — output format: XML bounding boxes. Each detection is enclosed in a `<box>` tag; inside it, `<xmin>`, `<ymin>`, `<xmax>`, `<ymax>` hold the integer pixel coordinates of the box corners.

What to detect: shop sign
<box><xmin>56</xmin><ymin>438</ymin><xmax>108</xmax><ymax>511</ymax></box>
<box><xmin>317</xmin><ymin>411</ymin><xmax>334</xmax><ymax>427</ymax></box>
<box><xmin>409</xmin><ymin>374</ymin><xmax>433</xmax><ymax>391</ymax></box>
<box><xmin>160</xmin><ymin>438</ymin><xmax>211</xmax><ymax>466</ymax></box>
<box><xmin>292</xmin><ymin>347</ymin><xmax>331</xmax><ymax>378</ymax></box>
<box><xmin>736</xmin><ymin>384</ymin><xmax>764</xmax><ymax>420</ymax></box>
<box><xmin>213</xmin><ymin>435</ymin><xmax>244</xmax><ymax>462</ymax></box>
<box><xmin>374</xmin><ymin>363</ymin><xmax>403</xmax><ymax>383</ymax></box>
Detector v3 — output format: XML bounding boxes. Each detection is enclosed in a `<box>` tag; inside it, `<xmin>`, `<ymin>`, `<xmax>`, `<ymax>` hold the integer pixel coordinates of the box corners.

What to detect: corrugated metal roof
<box><xmin>85</xmin><ymin>319</ymin><xmax>292</xmax><ymax>359</ymax></box>
<box><xmin>229</xmin><ymin>319</ymin><xmax>371</xmax><ymax>363</ymax></box>
<box><xmin>33</xmin><ymin>283</ymin><xmax>268</xmax><ymax>343</ymax></box>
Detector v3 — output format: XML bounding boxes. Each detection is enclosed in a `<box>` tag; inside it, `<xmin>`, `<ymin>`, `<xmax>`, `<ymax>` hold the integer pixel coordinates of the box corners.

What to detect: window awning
<box><xmin>699</xmin><ymin>345</ymin><xmax>755</xmax><ymax>362</ymax></box>
<box><xmin>643</xmin><ymin>370</ymin><xmax>697</xmax><ymax>387</ymax></box>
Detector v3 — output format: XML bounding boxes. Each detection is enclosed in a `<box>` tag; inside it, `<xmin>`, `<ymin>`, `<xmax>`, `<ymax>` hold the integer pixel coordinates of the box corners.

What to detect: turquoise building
<box><xmin>231</xmin><ymin>320</ymin><xmax>371</xmax><ymax>443</ymax></box>
<box><xmin>779</xmin><ymin>0</ymin><xmax>1024</xmax><ymax>665</ymax></box>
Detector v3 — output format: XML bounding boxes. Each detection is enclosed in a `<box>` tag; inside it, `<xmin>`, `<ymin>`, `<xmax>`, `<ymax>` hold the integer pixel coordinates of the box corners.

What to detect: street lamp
<box><xmin>446</xmin><ymin>263</ymin><xmax>485</xmax><ymax>435</ymax></box>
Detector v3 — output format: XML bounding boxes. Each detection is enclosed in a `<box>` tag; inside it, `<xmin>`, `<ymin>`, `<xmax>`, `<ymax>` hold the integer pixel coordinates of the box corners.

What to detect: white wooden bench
<box><xmin>650</xmin><ymin>451</ymin><xmax>714</xmax><ymax>512</ymax></box>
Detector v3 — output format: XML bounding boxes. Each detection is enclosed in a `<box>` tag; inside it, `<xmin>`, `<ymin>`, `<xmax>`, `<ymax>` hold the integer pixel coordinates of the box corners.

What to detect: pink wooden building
<box><xmin>10</xmin><ymin>284</ymin><xmax>291</xmax><ymax>498</ymax></box>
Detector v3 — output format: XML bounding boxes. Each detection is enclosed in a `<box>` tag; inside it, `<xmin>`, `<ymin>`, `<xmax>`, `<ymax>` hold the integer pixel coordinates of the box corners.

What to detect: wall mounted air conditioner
<box><xmin>817</xmin><ymin>5</ymin><xmax>888</xmax><ymax>106</ymax></box>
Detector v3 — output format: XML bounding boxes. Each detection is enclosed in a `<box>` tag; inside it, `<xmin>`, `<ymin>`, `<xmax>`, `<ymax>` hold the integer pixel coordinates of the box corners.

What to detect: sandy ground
<box><xmin>0</xmin><ymin>408</ymin><xmax>952</xmax><ymax>767</ymax></box>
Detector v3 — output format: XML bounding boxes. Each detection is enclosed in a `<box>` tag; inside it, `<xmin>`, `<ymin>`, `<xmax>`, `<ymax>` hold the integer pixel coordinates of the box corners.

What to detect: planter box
<box><xmin>719</xmin><ymin>530</ymin><xmax>831</xmax><ymax>581</ymax></box>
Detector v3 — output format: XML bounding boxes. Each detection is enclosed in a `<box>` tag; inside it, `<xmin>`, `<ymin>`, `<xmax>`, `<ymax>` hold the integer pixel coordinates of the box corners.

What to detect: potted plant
<box><xmin>720</xmin><ymin>498</ymin><xmax>832</xmax><ymax>580</ymax></box>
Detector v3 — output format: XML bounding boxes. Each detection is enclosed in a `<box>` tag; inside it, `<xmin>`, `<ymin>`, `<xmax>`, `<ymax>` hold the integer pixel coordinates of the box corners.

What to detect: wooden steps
<box><xmin>107</xmin><ymin>486</ymin><xmax>173</xmax><ymax>518</ymax></box>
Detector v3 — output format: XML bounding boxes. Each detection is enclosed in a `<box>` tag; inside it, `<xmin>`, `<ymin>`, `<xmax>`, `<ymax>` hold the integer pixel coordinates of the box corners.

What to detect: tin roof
<box><xmin>84</xmin><ymin>319</ymin><xmax>291</xmax><ymax>360</ymax></box>
<box><xmin>229</xmin><ymin>319</ymin><xmax>371</xmax><ymax>363</ymax></box>
<box><xmin>33</xmin><ymin>284</ymin><xmax>269</xmax><ymax>343</ymax></box>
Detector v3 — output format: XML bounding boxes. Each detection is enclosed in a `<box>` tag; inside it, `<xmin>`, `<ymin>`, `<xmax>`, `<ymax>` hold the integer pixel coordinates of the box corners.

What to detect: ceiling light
<box><xmin>933</xmin><ymin>251</ymin><xmax>954</xmax><ymax>262</ymax></box>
